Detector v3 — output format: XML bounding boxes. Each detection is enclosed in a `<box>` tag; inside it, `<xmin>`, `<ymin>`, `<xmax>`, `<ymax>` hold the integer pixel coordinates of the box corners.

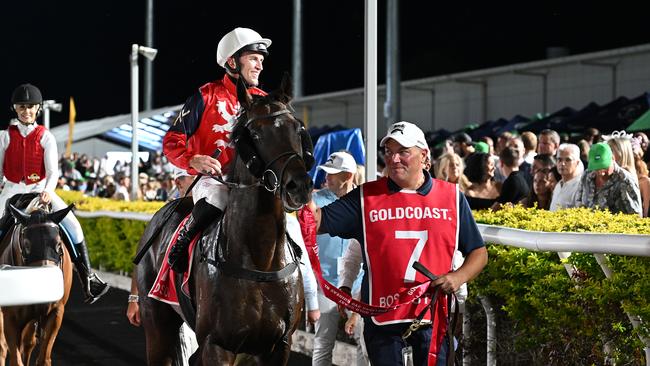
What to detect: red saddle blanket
<box><xmin>148</xmin><ymin>215</ymin><xmax>200</xmax><ymax>305</ymax></box>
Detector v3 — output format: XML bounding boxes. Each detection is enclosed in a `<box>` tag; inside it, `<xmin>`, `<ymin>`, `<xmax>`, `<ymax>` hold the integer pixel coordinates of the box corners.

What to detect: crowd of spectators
<box><xmin>431</xmin><ymin>128</ymin><xmax>650</xmax><ymax>217</ymax></box>
<box><xmin>56</xmin><ymin>151</ymin><xmax>190</xmax><ymax>202</ymax></box>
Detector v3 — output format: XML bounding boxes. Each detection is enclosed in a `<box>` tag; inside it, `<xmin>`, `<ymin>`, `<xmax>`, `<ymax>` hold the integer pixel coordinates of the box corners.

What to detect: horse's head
<box><xmin>231</xmin><ymin>74</ymin><xmax>314</xmax><ymax>211</ymax></box>
<box><xmin>9</xmin><ymin>204</ymin><xmax>74</xmax><ymax>265</ymax></box>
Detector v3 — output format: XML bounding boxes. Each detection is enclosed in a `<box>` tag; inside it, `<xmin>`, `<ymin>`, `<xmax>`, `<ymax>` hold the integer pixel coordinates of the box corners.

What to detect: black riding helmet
<box><xmin>11</xmin><ymin>84</ymin><xmax>43</xmax><ymax>106</ymax></box>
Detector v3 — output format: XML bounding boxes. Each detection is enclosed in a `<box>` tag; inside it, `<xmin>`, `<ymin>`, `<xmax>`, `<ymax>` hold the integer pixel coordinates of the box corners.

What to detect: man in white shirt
<box><xmin>550</xmin><ymin>143</ymin><xmax>584</xmax><ymax>211</ymax></box>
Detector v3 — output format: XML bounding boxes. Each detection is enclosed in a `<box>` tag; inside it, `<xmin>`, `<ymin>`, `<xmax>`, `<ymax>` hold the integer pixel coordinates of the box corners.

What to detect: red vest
<box><xmin>361</xmin><ymin>177</ymin><xmax>458</xmax><ymax>325</ymax></box>
<box><xmin>3</xmin><ymin>125</ymin><xmax>47</xmax><ymax>184</ymax></box>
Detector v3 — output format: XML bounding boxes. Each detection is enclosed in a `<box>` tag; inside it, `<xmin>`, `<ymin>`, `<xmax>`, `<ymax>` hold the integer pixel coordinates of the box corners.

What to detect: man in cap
<box><xmin>311</xmin><ymin>151</ymin><xmax>361</xmax><ymax>365</ymax></box>
<box><xmin>163</xmin><ymin>27</ymin><xmax>273</xmax><ymax>273</ymax></box>
<box><xmin>0</xmin><ymin>83</ymin><xmax>108</xmax><ymax>303</ymax></box>
<box><xmin>168</xmin><ymin>167</ymin><xmax>194</xmax><ymax>200</ymax></box>
<box><xmin>573</xmin><ymin>142</ymin><xmax>642</xmax><ymax>216</ymax></box>
<box><xmin>302</xmin><ymin>121</ymin><xmax>487</xmax><ymax>365</ymax></box>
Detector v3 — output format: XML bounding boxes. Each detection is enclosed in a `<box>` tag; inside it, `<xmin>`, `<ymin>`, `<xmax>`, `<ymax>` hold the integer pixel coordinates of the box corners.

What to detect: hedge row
<box><xmin>59</xmin><ymin>192</ymin><xmax>650</xmax><ymax>364</ymax></box>
<box><xmin>467</xmin><ymin>206</ymin><xmax>650</xmax><ymax>365</ymax></box>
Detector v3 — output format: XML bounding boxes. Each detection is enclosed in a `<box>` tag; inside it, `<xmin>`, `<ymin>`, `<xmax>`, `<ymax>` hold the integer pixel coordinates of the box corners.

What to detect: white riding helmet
<box><xmin>216</xmin><ymin>27</ymin><xmax>272</xmax><ymax>68</ymax></box>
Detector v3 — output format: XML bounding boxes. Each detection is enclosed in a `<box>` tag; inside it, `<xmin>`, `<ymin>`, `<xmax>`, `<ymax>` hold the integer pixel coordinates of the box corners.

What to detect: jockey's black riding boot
<box><xmin>72</xmin><ymin>241</ymin><xmax>110</xmax><ymax>304</ymax></box>
<box><xmin>168</xmin><ymin>198</ymin><xmax>223</xmax><ymax>273</ymax></box>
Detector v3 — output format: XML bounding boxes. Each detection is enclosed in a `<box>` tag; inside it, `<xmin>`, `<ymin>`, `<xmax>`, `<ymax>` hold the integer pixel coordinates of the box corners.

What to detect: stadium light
<box><xmin>42</xmin><ymin>99</ymin><xmax>62</xmax><ymax>130</ymax></box>
<box><xmin>130</xmin><ymin>44</ymin><xmax>158</xmax><ymax>200</ymax></box>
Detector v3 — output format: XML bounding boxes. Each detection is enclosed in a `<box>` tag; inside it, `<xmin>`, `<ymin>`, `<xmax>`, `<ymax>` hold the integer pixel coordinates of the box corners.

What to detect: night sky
<box><xmin>2</xmin><ymin>1</ymin><xmax>649</xmax><ymax>128</ymax></box>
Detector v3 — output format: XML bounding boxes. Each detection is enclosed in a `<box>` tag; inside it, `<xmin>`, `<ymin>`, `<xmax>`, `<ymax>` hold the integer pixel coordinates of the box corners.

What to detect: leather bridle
<box><xmin>222</xmin><ymin>107</ymin><xmax>308</xmax><ymax>212</ymax></box>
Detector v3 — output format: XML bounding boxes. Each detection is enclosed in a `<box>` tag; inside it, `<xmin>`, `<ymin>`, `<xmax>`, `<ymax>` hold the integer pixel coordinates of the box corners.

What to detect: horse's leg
<box><xmin>34</xmin><ymin>305</ymin><xmax>64</xmax><ymax>366</ymax></box>
<box><xmin>192</xmin><ymin>340</ymin><xmax>234</xmax><ymax>366</ymax></box>
<box><xmin>3</xmin><ymin>312</ymin><xmax>25</xmax><ymax>366</ymax></box>
<box><xmin>141</xmin><ymin>299</ymin><xmax>183</xmax><ymax>366</ymax></box>
<box><xmin>256</xmin><ymin>338</ymin><xmax>292</xmax><ymax>366</ymax></box>
<box><xmin>0</xmin><ymin>308</ymin><xmax>7</xmax><ymax>365</ymax></box>
<box><xmin>20</xmin><ymin>320</ymin><xmax>37</xmax><ymax>366</ymax></box>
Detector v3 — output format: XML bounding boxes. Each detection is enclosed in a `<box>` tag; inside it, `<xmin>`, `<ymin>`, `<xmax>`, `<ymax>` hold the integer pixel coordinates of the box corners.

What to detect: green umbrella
<box><xmin>626</xmin><ymin>109</ymin><xmax>650</xmax><ymax>132</ymax></box>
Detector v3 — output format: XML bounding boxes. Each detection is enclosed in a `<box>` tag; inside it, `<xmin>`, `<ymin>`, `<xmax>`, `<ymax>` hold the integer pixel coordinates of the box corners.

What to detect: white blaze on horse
<box><xmin>135</xmin><ymin>75</ymin><xmax>314</xmax><ymax>365</ymax></box>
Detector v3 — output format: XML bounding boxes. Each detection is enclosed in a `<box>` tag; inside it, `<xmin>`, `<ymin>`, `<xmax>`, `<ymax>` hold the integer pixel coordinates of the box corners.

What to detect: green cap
<box><xmin>588</xmin><ymin>142</ymin><xmax>613</xmax><ymax>171</ymax></box>
<box><xmin>474</xmin><ymin>141</ymin><xmax>490</xmax><ymax>154</ymax></box>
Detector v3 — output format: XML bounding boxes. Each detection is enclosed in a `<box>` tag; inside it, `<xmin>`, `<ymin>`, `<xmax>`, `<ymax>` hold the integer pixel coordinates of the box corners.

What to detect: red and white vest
<box><xmin>361</xmin><ymin>177</ymin><xmax>458</xmax><ymax>325</ymax></box>
<box><xmin>3</xmin><ymin>125</ymin><xmax>46</xmax><ymax>184</ymax></box>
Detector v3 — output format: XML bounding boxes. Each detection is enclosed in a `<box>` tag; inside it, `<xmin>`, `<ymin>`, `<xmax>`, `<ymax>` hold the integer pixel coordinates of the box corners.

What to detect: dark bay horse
<box><xmin>137</xmin><ymin>76</ymin><xmax>314</xmax><ymax>365</ymax></box>
<box><xmin>0</xmin><ymin>195</ymin><xmax>74</xmax><ymax>366</ymax></box>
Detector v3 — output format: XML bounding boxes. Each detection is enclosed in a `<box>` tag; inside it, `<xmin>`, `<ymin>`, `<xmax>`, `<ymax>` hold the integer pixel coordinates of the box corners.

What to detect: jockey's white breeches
<box><xmin>191</xmin><ymin>176</ymin><xmax>229</xmax><ymax>211</ymax></box>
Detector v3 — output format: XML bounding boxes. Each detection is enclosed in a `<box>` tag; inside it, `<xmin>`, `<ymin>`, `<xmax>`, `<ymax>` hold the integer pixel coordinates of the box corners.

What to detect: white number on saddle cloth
<box><xmin>396</xmin><ymin>230</ymin><xmax>428</xmax><ymax>283</ymax></box>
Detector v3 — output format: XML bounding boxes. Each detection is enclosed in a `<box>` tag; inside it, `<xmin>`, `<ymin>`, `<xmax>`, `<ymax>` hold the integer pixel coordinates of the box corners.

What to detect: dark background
<box><xmin>1</xmin><ymin>1</ymin><xmax>649</xmax><ymax>128</ymax></box>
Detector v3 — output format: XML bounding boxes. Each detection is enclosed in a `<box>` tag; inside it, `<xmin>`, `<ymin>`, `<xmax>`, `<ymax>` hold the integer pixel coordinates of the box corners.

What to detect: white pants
<box><xmin>312</xmin><ymin>290</ymin><xmax>340</xmax><ymax>366</ymax></box>
<box><xmin>191</xmin><ymin>176</ymin><xmax>229</xmax><ymax>210</ymax></box>
<box><xmin>312</xmin><ymin>291</ymin><xmax>369</xmax><ymax>366</ymax></box>
<box><xmin>0</xmin><ymin>181</ymin><xmax>84</xmax><ymax>244</ymax></box>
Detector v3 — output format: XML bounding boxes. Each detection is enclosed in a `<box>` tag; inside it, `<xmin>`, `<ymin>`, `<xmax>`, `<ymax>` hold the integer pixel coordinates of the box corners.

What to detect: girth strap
<box><xmin>207</xmin><ymin>230</ymin><xmax>302</xmax><ymax>282</ymax></box>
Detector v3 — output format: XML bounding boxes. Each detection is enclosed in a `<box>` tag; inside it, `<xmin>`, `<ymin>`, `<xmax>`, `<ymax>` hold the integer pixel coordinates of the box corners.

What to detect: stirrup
<box><xmin>84</xmin><ymin>273</ymin><xmax>109</xmax><ymax>304</ymax></box>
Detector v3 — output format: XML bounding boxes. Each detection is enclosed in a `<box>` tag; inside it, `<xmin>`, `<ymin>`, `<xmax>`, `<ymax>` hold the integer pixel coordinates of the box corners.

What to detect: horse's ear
<box><xmin>278</xmin><ymin>72</ymin><xmax>293</xmax><ymax>105</ymax></box>
<box><xmin>47</xmin><ymin>204</ymin><xmax>75</xmax><ymax>225</ymax></box>
<box><xmin>236</xmin><ymin>77</ymin><xmax>253</xmax><ymax>110</ymax></box>
<box><xmin>9</xmin><ymin>204</ymin><xmax>29</xmax><ymax>226</ymax></box>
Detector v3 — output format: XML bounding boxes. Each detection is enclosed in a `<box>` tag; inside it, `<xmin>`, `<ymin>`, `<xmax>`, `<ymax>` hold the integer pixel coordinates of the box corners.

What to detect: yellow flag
<box><xmin>65</xmin><ymin>97</ymin><xmax>76</xmax><ymax>158</ymax></box>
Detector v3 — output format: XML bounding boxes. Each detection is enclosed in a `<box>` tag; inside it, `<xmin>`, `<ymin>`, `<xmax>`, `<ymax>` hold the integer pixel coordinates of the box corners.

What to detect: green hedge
<box><xmin>79</xmin><ymin>217</ymin><xmax>148</xmax><ymax>274</ymax></box>
<box><xmin>60</xmin><ymin>192</ymin><xmax>650</xmax><ymax>364</ymax></box>
<box><xmin>57</xmin><ymin>190</ymin><xmax>162</xmax><ymax>273</ymax></box>
<box><xmin>467</xmin><ymin>206</ymin><xmax>650</xmax><ymax>365</ymax></box>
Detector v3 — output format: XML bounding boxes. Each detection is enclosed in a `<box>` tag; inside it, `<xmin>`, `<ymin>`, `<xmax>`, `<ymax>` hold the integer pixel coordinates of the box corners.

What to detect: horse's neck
<box><xmin>226</xmin><ymin>187</ymin><xmax>287</xmax><ymax>270</ymax></box>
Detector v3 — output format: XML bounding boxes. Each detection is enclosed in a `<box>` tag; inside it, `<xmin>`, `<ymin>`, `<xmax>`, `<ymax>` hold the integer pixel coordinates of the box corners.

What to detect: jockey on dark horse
<box><xmin>163</xmin><ymin>27</ymin><xmax>272</xmax><ymax>273</ymax></box>
<box><xmin>0</xmin><ymin>83</ymin><xmax>109</xmax><ymax>304</ymax></box>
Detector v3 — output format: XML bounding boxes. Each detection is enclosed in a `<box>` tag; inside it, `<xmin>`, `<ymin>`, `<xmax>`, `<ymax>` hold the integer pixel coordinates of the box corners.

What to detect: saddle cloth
<box><xmin>148</xmin><ymin>215</ymin><xmax>200</xmax><ymax>305</ymax></box>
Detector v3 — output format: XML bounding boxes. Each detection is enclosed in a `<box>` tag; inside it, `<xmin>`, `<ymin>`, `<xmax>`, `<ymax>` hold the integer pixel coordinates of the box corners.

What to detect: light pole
<box><xmin>130</xmin><ymin>43</ymin><xmax>158</xmax><ymax>201</ymax></box>
<box><xmin>41</xmin><ymin>100</ymin><xmax>62</xmax><ymax>130</ymax></box>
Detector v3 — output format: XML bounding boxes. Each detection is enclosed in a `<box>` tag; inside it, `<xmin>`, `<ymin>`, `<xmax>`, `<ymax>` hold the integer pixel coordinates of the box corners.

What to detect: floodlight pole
<box><xmin>130</xmin><ymin>43</ymin><xmax>158</xmax><ymax>200</ymax></box>
<box><xmin>42</xmin><ymin>100</ymin><xmax>62</xmax><ymax>130</ymax></box>
<box><xmin>130</xmin><ymin>44</ymin><xmax>140</xmax><ymax>201</ymax></box>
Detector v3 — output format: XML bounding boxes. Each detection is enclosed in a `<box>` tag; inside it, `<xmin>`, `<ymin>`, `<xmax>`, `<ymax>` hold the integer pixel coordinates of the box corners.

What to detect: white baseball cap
<box><xmin>318</xmin><ymin>152</ymin><xmax>357</xmax><ymax>174</ymax></box>
<box><xmin>380</xmin><ymin>121</ymin><xmax>428</xmax><ymax>150</ymax></box>
<box><xmin>172</xmin><ymin>167</ymin><xmax>192</xmax><ymax>179</ymax></box>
